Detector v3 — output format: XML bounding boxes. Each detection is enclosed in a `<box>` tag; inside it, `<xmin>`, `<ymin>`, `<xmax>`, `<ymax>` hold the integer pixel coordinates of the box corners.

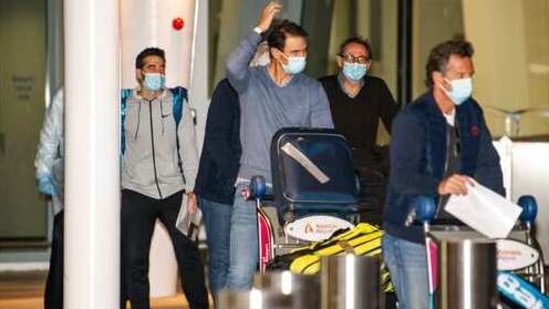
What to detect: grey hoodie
<box><xmin>121</xmin><ymin>88</ymin><xmax>198</xmax><ymax>199</ymax></box>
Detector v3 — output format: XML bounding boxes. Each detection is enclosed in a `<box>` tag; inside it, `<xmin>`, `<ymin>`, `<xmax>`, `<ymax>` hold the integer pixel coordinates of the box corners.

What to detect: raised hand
<box><xmin>257</xmin><ymin>1</ymin><xmax>282</xmax><ymax>32</ymax></box>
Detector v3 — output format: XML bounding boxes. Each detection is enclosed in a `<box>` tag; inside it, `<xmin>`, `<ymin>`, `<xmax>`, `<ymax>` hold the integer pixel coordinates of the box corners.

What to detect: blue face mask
<box><xmin>342</xmin><ymin>62</ymin><xmax>368</xmax><ymax>81</ymax></box>
<box><xmin>143</xmin><ymin>73</ymin><xmax>165</xmax><ymax>91</ymax></box>
<box><xmin>442</xmin><ymin>77</ymin><xmax>472</xmax><ymax>105</ymax></box>
<box><xmin>282</xmin><ymin>56</ymin><xmax>306</xmax><ymax>75</ymax></box>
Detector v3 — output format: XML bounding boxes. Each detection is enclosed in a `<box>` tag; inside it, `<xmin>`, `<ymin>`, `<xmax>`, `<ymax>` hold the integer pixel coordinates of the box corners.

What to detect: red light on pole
<box><xmin>172</xmin><ymin>17</ymin><xmax>184</xmax><ymax>31</ymax></box>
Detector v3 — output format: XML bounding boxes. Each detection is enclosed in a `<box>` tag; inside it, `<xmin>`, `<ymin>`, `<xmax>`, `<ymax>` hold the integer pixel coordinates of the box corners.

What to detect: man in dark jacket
<box><xmin>382</xmin><ymin>40</ymin><xmax>504</xmax><ymax>308</ymax></box>
<box><xmin>194</xmin><ymin>79</ymin><xmax>240</xmax><ymax>303</ymax></box>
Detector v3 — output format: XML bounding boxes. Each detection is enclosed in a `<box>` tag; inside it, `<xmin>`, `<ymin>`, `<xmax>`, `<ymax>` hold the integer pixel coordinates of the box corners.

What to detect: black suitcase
<box><xmin>270</xmin><ymin>128</ymin><xmax>358</xmax><ymax>222</ymax></box>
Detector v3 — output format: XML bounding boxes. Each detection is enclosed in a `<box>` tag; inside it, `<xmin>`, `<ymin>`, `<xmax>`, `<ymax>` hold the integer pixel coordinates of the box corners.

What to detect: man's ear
<box><xmin>432</xmin><ymin>71</ymin><xmax>444</xmax><ymax>88</ymax></box>
<box><xmin>271</xmin><ymin>47</ymin><xmax>287</xmax><ymax>64</ymax></box>
<box><xmin>365</xmin><ymin>60</ymin><xmax>372</xmax><ymax>71</ymax></box>
<box><xmin>270</xmin><ymin>47</ymin><xmax>279</xmax><ymax>59</ymax></box>
<box><xmin>136</xmin><ymin>69</ymin><xmax>143</xmax><ymax>82</ymax></box>
<box><xmin>336</xmin><ymin>56</ymin><xmax>344</xmax><ymax>69</ymax></box>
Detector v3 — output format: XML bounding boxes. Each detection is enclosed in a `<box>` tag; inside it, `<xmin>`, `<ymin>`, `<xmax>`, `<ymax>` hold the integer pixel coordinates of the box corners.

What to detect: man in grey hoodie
<box><xmin>224</xmin><ymin>1</ymin><xmax>333</xmax><ymax>290</ymax></box>
<box><xmin>120</xmin><ymin>47</ymin><xmax>208</xmax><ymax>309</ymax></box>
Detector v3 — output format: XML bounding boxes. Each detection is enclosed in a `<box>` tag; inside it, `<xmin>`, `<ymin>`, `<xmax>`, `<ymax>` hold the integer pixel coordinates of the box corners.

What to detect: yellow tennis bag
<box><xmin>269</xmin><ymin>222</ymin><xmax>393</xmax><ymax>292</ymax></box>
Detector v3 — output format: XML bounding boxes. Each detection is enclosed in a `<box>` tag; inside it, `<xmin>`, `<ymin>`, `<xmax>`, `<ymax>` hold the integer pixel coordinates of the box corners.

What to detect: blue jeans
<box><xmin>225</xmin><ymin>183</ymin><xmax>259</xmax><ymax>290</ymax></box>
<box><xmin>382</xmin><ymin>233</ymin><xmax>429</xmax><ymax>309</ymax></box>
<box><xmin>199</xmin><ymin>197</ymin><xmax>232</xmax><ymax>297</ymax></box>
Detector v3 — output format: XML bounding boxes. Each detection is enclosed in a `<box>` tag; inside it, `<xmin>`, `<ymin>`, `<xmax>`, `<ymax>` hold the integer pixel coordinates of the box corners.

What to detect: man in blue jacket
<box><xmin>382</xmin><ymin>40</ymin><xmax>504</xmax><ymax>308</ymax></box>
<box><xmin>194</xmin><ymin>78</ymin><xmax>240</xmax><ymax>303</ymax></box>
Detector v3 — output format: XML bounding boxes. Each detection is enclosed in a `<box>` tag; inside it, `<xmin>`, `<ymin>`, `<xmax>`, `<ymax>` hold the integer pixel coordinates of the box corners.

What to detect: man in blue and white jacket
<box><xmin>224</xmin><ymin>1</ymin><xmax>333</xmax><ymax>291</ymax></box>
<box><xmin>120</xmin><ymin>47</ymin><xmax>207</xmax><ymax>309</ymax></box>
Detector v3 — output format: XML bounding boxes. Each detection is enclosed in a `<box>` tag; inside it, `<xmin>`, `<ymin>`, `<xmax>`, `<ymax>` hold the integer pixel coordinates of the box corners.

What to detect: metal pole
<box><xmin>321</xmin><ymin>255</ymin><xmax>381</xmax><ymax>309</ymax></box>
<box><xmin>397</xmin><ymin>0</ymin><xmax>412</xmax><ymax>106</ymax></box>
<box><xmin>436</xmin><ymin>239</ymin><xmax>498</xmax><ymax>309</ymax></box>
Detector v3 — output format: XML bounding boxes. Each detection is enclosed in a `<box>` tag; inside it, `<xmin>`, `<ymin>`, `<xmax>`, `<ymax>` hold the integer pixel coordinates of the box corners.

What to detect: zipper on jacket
<box><xmin>148</xmin><ymin>99</ymin><xmax>163</xmax><ymax>199</ymax></box>
<box><xmin>435</xmin><ymin>125</ymin><xmax>451</xmax><ymax>218</ymax></box>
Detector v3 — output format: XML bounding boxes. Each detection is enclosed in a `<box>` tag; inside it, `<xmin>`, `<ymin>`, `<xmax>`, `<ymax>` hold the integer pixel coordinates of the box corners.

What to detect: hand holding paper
<box><xmin>445</xmin><ymin>180</ymin><xmax>521</xmax><ymax>238</ymax></box>
<box><xmin>437</xmin><ymin>174</ymin><xmax>474</xmax><ymax>196</ymax></box>
<box><xmin>176</xmin><ymin>194</ymin><xmax>202</xmax><ymax>241</ymax></box>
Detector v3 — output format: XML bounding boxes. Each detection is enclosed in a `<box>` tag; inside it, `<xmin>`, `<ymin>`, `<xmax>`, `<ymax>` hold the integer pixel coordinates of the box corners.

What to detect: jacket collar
<box><xmin>415</xmin><ymin>91</ymin><xmax>479</xmax><ymax>178</ymax></box>
<box><xmin>133</xmin><ymin>86</ymin><xmax>169</xmax><ymax>101</ymax></box>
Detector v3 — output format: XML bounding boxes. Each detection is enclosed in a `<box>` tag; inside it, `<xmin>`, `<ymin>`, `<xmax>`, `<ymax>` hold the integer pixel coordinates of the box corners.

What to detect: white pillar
<box><xmin>120</xmin><ymin>0</ymin><xmax>196</xmax><ymax>88</ymax></box>
<box><xmin>190</xmin><ymin>0</ymin><xmax>209</xmax><ymax>148</ymax></box>
<box><xmin>64</xmin><ymin>0</ymin><xmax>120</xmax><ymax>307</ymax></box>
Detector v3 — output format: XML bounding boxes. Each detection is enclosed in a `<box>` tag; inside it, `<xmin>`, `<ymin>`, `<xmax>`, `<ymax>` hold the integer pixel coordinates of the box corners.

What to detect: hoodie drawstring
<box><xmin>160</xmin><ymin>99</ymin><xmax>166</xmax><ymax>135</ymax></box>
<box><xmin>134</xmin><ymin>102</ymin><xmax>142</xmax><ymax>140</ymax></box>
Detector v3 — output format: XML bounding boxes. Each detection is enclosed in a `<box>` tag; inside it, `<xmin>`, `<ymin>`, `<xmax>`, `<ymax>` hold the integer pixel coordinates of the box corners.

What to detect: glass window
<box><xmin>413</xmin><ymin>0</ymin><xmax>549</xmax><ymax>138</ymax></box>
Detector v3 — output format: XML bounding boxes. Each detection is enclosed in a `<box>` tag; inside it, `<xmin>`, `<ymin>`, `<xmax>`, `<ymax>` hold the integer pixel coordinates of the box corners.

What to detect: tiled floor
<box><xmin>0</xmin><ymin>270</ymin><xmax>200</xmax><ymax>309</ymax></box>
<box><xmin>1</xmin><ymin>267</ymin><xmax>547</xmax><ymax>309</ymax></box>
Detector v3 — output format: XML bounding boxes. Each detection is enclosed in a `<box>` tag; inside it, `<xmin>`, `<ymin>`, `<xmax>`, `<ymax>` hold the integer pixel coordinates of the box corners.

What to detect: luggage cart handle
<box><xmin>406</xmin><ymin>196</ymin><xmax>437</xmax><ymax>309</ymax></box>
<box><xmin>244</xmin><ymin>175</ymin><xmax>273</xmax><ymax>201</ymax></box>
<box><xmin>518</xmin><ymin>195</ymin><xmax>537</xmax><ymax>225</ymax></box>
<box><xmin>405</xmin><ymin>194</ymin><xmax>538</xmax><ymax>226</ymax></box>
<box><xmin>405</xmin><ymin>196</ymin><xmax>437</xmax><ymax>227</ymax></box>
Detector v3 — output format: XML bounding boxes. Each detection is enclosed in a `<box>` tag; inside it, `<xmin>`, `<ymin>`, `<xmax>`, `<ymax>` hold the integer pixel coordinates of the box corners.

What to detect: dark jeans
<box><xmin>120</xmin><ymin>189</ymin><xmax>208</xmax><ymax>309</ymax></box>
<box><xmin>44</xmin><ymin>210</ymin><xmax>64</xmax><ymax>309</ymax></box>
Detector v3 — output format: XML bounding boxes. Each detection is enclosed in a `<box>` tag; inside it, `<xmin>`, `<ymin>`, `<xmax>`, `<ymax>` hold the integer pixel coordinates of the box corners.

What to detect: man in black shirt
<box><xmin>320</xmin><ymin>37</ymin><xmax>399</xmax><ymax>164</ymax></box>
<box><xmin>320</xmin><ymin>37</ymin><xmax>399</xmax><ymax>214</ymax></box>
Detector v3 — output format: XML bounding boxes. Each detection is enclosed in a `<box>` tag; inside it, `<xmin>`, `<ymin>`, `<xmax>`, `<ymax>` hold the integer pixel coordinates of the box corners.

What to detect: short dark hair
<box><xmin>135</xmin><ymin>47</ymin><xmax>166</xmax><ymax>69</ymax></box>
<box><xmin>338</xmin><ymin>36</ymin><xmax>373</xmax><ymax>59</ymax></box>
<box><xmin>425</xmin><ymin>40</ymin><xmax>474</xmax><ymax>88</ymax></box>
<box><xmin>266</xmin><ymin>19</ymin><xmax>308</xmax><ymax>52</ymax></box>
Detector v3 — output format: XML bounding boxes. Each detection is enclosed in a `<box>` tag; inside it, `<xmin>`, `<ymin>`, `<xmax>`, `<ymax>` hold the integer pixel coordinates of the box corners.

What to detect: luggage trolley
<box><xmin>246</xmin><ymin>128</ymin><xmax>361</xmax><ymax>272</ymax></box>
<box><xmin>411</xmin><ymin>195</ymin><xmax>547</xmax><ymax>308</ymax></box>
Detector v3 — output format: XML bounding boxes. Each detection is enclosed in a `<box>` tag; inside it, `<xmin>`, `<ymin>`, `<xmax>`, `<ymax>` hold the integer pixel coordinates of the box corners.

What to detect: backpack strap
<box><xmin>171</xmin><ymin>86</ymin><xmax>187</xmax><ymax>128</ymax></box>
<box><xmin>169</xmin><ymin>86</ymin><xmax>188</xmax><ymax>183</ymax></box>
<box><xmin>120</xmin><ymin>88</ymin><xmax>133</xmax><ymax>154</ymax></box>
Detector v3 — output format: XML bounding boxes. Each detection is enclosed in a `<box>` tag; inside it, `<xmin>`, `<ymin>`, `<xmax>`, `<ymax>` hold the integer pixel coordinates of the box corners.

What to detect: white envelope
<box><xmin>175</xmin><ymin>194</ymin><xmax>203</xmax><ymax>241</ymax></box>
<box><xmin>445</xmin><ymin>181</ymin><xmax>522</xmax><ymax>238</ymax></box>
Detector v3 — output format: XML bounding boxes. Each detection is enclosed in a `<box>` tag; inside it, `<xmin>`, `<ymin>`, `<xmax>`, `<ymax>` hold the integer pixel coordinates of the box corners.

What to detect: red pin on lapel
<box><xmin>470</xmin><ymin>125</ymin><xmax>480</xmax><ymax>137</ymax></box>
